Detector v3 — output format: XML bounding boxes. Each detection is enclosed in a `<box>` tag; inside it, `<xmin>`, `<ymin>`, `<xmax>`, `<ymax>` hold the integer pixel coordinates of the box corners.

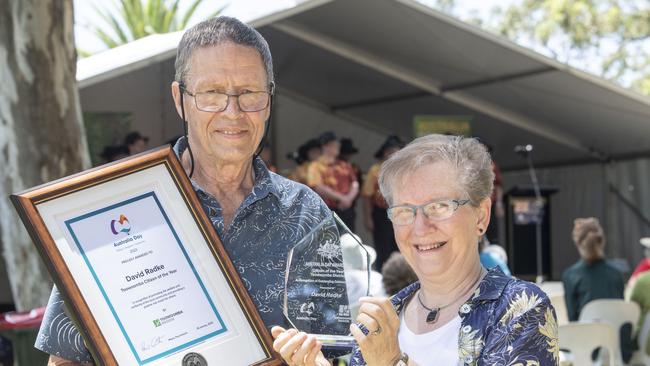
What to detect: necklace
<box><xmin>416</xmin><ymin>268</ymin><xmax>485</xmax><ymax>324</ymax></box>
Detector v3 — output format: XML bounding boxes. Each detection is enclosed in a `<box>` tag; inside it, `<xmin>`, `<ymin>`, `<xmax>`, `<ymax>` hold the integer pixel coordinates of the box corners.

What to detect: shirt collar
<box><xmin>172</xmin><ymin>136</ymin><xmax>281</xmax><ymax>204</ymax></box>
<box><xmin>390</xmin><ymin>267</ymin><xmax>512</xmax><ymax>311</ymax></box>
<box><xmin>471</xmin><ymin>267</ymin><xmax>512</xmax><ymax>301</ymax></box>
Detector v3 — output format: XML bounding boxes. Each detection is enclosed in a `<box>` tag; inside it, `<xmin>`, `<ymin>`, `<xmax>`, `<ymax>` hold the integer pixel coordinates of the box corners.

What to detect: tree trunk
<box><xmin>0</xmin><ymin>0</ymin><xmax>90</xmax><ymax>311</ymax></box>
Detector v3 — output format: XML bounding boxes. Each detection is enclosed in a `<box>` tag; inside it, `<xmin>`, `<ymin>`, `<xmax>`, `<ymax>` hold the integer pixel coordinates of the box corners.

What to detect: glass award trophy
<box><xmin>283</xmin><ymin>212</ymin><xmax>371</xmax><ymax>351</ymax></box>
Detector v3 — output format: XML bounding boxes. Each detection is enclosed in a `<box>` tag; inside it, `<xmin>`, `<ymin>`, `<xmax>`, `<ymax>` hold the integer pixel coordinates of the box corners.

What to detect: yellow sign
<box><xmin>413</xmin><ymin>115</ymin><xmax>472</xmax><ymax>137</ymax></box>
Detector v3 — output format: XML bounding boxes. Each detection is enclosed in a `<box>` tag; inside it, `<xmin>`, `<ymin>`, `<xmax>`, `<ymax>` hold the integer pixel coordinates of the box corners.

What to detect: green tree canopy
<box><xmin>90</xmin><ymin>0</ymin><xmax>225</xmax><ymax>49</ymax></box>
<box><xmin>422</xmin><ymin>0</ymin><xmax>650</xmax><ymax>95</ymax></box>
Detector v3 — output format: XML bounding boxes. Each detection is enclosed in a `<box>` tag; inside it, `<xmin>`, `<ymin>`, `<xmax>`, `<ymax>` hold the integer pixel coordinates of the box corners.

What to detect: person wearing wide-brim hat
<box><xmin>287</xmin><ymin>139</ymin><xmax>321</xmax><ymax>185</ymax></box>
<box><xmin>626</xmin><ymin>237</ymin><xmax>650</xmax><ymax>356</ymax></box>
<box><xmin>339</xmin><ymin>137</ymin><xmax>362</xmax><ymax>187</ymax></box>
<box><xmin>362</xmin><ymin>135</ymin><xmax>404</xmax><ymax>271</ymax></box>
<box><xmin>629</xmin><ymin>237</ymin><xmax>650</xmax><ymax>285</ymax></box>
<box><xmin>123</xmin><ymin>131</ymin><xmax>150</xmax><ymax>155</ymax></box>
<box><xmin>307</xmin><ymin>131</ymin><xmax>359</xmax><ymax>231</ymax></box>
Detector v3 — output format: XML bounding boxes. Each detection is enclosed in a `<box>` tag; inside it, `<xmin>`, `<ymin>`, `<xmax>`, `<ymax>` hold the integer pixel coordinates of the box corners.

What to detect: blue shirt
<box><xmin>349</xmin><ymin>268</ymin><xmax>559</xmax><ymax>366</ymax></box>
<box><xmin>34</xmin><ymin>138</ymin><xmax>331</xmax><ymax>362</ymax></box>
<box><xmin>479</xmin><ymin>252</ymin><xmax>511</xmax><ymax>276</ymax></box>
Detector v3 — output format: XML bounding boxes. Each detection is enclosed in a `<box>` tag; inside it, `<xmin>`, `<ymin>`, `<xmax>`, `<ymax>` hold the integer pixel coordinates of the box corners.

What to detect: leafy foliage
<box><xmin>89</xmin><ymin>0</ymin><xmax>225</xmax><ymax>49</ymax></box>
<box><xmin>493</xmin><ymin>0</ymin><xmax>650</xmax><ymax>94</ymax></box>
<box><xmin>420</xmin><ymin>0</ymin><xmax>650</xmax><ymax>95</ymax></box>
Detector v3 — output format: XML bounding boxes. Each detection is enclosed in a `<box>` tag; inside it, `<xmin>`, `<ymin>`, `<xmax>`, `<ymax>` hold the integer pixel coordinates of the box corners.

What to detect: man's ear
<box><xmin>171</xmin><ymin>81</ymin><xmax>183</xmax><ymax>119</ymax></box>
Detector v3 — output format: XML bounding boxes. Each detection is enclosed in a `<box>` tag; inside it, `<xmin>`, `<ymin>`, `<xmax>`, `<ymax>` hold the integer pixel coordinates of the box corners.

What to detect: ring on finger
<box><xmin>372</xmin><ymin>325</ymin><xmax>382</xmax><ymax>335</ymax></box>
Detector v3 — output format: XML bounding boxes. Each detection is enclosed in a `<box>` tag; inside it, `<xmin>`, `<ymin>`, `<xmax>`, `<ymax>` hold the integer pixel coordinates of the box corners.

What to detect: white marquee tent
<box><xmin>75</xmin><ymin>0</ymin><xmax>650</xmax><ymax>279</ymax></box>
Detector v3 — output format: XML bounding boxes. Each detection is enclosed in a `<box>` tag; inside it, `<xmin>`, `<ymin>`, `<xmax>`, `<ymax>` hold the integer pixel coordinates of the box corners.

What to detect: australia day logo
<box><xmin>110</xmin><ymin>214</ymin><xmax>132</xmax><ymax>236</ymax></box>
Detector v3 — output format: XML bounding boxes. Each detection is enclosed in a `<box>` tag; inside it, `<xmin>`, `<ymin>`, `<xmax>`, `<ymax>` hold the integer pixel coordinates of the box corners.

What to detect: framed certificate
<box><xmin>11</xmin><ymin>147</ymin><xmax>282</xmax><ymax>366</ymax></box>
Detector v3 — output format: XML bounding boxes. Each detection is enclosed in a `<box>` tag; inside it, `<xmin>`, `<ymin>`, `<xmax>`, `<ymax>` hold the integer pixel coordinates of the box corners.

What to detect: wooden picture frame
<box><xmin>11</xmin><ymin>146</ymin><xmax>282</xmax><ymax>366</ymax></box>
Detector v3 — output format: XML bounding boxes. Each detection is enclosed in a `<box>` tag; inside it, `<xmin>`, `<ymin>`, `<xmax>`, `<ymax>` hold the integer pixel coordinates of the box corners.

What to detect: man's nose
<box><xmin>221</xmin><ymin>95</ymin><xmax>243</xmax><ymax>116</ymax></box>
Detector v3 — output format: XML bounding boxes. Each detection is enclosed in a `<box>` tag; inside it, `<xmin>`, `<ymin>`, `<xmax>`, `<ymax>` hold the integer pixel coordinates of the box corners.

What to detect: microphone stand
<box><xmin>522</xmin><ymin>150</ymin><xmax>544</xmax><ymax>284</ymax></box>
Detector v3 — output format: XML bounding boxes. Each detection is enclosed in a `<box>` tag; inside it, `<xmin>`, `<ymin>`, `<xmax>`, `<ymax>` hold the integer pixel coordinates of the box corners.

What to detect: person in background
<box><xmin>381</xmin><ymin>252</ymin><xmax>417</xmax><ymax>296</ymax></box>
<box><xmin>628</xmin><ymin>237</ymin><xmax>650</xmax><ymax>287</ymax></box>
<box><xmin>260</xmin><ymin>140</ymin><xmax>277</xmax><ymax>173</ymax></box>
<box><xmin>562</xmin><ymin>217</ymin><xmax>624</xmax><ymax>321</ymax></box>
<box><xmin>340</xmin><ymin>233</ymin><xmax>386</xmax><ymax>308</ymax></box>
<box><xmin>361</xmin><ymin>135</ymin><xmax>403</xmax><ymax>271</ymax></box>
<box><xmin>482</xmin><ymin>143</ymin><xmax>503</xmax><ymax>245</ymax></box>
<box><xmin>308</xmin><ymin>131</ymin><xmax>359</xmax><ymax>231</ymax></box>
<box><xmin>99</xmin><ymin>144</ymin><xmax>129</xmax><ymax>163</ymax></box>
<box><xmin>124</xmin><ymin>131</ymin><xmax>149</xmax><ymax>155</ymax></box>
<box><xmin>339</xmin><ymin>137</ymin><xmax>362</xmax><ymax>184</ymax></box>
<box><xmin>627</xmin><ymin>271</ymin><xmax>650</xmax><ymax>355</ymax></box>
<box><xmin>288</xmin><ymin>138</ymin><xmax>321</xmax><ymax>185</ymax></box>
<box><xmin>478</xmin><ymin>236</ymin><xmax>511</xmax><ymax>276</ymax></box>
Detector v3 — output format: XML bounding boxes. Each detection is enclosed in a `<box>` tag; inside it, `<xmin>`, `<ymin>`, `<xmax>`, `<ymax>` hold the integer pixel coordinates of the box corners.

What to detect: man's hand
<box><xmin>271</xmin><ymin>326</ymin><xmax>330</xmax><ymax>366</ymax></box>
<box><xmin>47</xmin><ymin>356</ymin><xmax>93</xmax><ymax>366</ymax></box>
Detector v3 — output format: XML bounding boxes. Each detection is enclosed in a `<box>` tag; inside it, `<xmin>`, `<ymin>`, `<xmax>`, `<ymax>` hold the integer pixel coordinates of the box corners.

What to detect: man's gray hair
<box><xmin>378</xmin><ymin>134</ymin><xmax>494</xmax><ymax>206</ymax></box>
<box><xmin>174</xmin><ymin>16</ymin><xmax>274</xmax><ymax>87</ymax></box>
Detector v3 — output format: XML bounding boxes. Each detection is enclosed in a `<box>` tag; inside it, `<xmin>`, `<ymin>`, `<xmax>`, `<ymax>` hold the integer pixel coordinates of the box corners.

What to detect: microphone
<box><xmin>514</xmin><ymin>144</ymin><xmax>533</xmax><ymax>155</ymax></box>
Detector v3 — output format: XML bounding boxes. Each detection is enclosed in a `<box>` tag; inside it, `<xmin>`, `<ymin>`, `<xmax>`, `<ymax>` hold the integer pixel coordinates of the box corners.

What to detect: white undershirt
<box><xmin>398</xmin><ymin>311</ymin><xmax>462</xmax><ymax>366</ymax></box>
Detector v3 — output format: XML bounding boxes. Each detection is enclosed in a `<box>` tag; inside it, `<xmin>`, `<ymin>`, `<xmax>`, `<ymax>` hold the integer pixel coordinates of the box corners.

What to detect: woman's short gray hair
<box><xmin>378</xmin><ymin>134</ymin><xmax>494</xmax><ymax>206</ymax></box>
<box><xmin>174</xmin><ymin>16</ymin><xmax>274</xmax><ymax>86</ymax></box>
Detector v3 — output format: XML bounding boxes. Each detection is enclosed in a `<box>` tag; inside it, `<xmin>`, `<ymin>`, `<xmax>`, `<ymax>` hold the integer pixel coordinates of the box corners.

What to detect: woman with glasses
<box><xmin>273</xmin><ymin>134</ymin><xmax>558</xmax><ymax>366</ymax></box>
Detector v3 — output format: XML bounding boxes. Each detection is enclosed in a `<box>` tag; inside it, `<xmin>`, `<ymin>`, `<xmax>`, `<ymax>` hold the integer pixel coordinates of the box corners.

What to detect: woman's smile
<box><xmin>414</xmin><ymin>241</ymin><xmax>448</xmax><ymax>253</ymax></box>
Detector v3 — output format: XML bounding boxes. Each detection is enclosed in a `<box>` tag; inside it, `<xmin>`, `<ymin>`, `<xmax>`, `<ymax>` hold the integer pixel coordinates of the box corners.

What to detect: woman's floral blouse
<box><xmin>350</xmin><ymin>268</ymin><xmax>559</xmax><ymax>366</ymax></box>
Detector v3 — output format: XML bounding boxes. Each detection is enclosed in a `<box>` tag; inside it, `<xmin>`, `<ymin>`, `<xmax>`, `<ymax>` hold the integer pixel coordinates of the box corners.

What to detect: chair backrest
<box><xmin>639</xmin><ymin>315</ymin><xmax>650</xmax><ymax>363</ymax></box>
<box><xmin>579</xmin><ymin>299</ymin><xmax>640</xmax><ymax>365</ymax></box>
<box><xmin>537</xmin><ymin>281</ymin><xmax>565</xmax><ymax>297</ymax></box>
<box><xmin>579</xmin><ymin>299</ymin><xmax>641</xmax><ymax>333</ymax></box>
<box><xmin>549</xmin><ymin>294</ymin><xmax>569</xmax><ymax>326</ymax></box>
<box><xmin>559</xmin><ymin>322</ymin><xmax>618</xmax><ymax>366</ymax></box>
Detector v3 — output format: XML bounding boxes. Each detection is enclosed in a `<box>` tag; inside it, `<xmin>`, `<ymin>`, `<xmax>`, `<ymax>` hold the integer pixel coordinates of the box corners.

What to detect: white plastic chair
<box><xmin>579</xmin><ymin>299</ymin><xmax>641</xmax><ymax>365</ymax></box>
<box><xmin>639</xmin><ymin>315</ymin><xmax>650</xmax><ymax>365</ymax></box>
<box><xmin>550</xmin><ymin>293</ymin><xmax>570</xmax><ymax>326</ymax></box>
<box><xmin>538</xmin><ymin>281</ymin><xmax>565</xmax><ymax>297</ymax></box>
<box><xmin>559</xmin><ymin>322</ymin><xmax>618</xmax><ymax>366</ymax></box>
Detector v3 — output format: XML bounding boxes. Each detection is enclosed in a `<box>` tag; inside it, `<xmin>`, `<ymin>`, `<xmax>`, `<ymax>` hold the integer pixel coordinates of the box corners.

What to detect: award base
<box><xmin>315</xmin><ymin>334</ymin><xmax>355</xmax><ymax>352</ymax></box>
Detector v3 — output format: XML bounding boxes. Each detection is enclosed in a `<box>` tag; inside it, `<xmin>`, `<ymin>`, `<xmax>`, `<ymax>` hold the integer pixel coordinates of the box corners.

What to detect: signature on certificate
<box><xmin>141</xmin><ymin>335</ymin><xmax>166</xmax><ymax>352</ymax></box>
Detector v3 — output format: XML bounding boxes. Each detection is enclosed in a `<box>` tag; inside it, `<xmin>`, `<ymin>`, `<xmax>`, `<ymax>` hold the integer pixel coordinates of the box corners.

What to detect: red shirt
<box><xmin>307</xmin><ymin>157</ymin><xmax>356</xmax><ymax>208</ymax></box>
<box><xmin>631</xmin><ymin>258</ymin><xmax>650</xmax><ymax>281</ymax></box>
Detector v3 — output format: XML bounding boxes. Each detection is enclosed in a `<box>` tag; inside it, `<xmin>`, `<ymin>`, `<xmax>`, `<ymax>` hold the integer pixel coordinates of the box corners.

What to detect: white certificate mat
<box><xmin>64</xmin><ymin>191</ymin><xmax>226</xmax><ymax>364</ymax></box>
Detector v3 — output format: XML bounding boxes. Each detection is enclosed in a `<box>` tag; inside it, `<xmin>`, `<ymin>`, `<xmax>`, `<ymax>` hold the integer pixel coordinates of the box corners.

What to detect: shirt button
<box><xmin>460</xmin><ymin>304</ymin><xmax>471</xmax><ymax>313</ymax></box>
<box><xmin>462</xmin><ymin>325</ymin><xmax>472</xmax><ymax>333</ymax></box>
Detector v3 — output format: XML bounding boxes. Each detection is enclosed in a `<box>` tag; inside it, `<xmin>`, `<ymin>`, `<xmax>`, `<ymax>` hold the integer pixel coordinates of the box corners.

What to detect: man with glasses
<box><xmin>35</xmin><ymin>16</ymin><xmax>339</xmax><ymax>365</ymax></box>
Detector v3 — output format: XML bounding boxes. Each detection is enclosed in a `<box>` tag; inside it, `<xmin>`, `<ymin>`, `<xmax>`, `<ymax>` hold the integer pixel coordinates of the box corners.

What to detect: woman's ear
<box><xmin>477</xmin><ymin>197</ymin><xmax>492</xmax><ymax>235</ymax></box>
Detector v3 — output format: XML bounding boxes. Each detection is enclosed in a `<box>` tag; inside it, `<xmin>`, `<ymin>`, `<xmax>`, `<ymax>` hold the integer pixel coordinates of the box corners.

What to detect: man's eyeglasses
<box><xmin>180</xmin><ymin>84</ymin><xmax>272</xmax><ymax>113</ymax></box>
<box><xmin>387</xmin><ymin>198</ymin><xmax>470</xmax><ymax>226</ymax></box>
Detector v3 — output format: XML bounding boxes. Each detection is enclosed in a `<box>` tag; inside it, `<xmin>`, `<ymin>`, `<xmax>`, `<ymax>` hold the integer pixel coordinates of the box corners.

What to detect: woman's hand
<box><xmin>349</xmin><ymin>297</ymin><xmax>402</xmax><ymax>366</ymax></box>
<box><xmin>271</xmin><ymin>326</ymin><xmax>329</xmax><ymax>366</ymax></box>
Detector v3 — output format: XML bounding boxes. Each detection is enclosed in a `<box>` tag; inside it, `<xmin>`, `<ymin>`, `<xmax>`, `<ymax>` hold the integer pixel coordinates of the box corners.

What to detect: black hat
<box><xmin>340</xmin><ymin>138</ymin><xmax>359</xmax><ymax>155</ymax></box>
<box><xmin>124</xmin><ymin>131</ymin><xmax>149</xmax><ymax>146</ymax></box>
<box><xmin>100</xmin><ymin>145</ymin><xmax>129</xmax><ymax>162</ymax></box>
<box><xmin>318</xmin><ymin>131</ymin><xmax>337</xmax><ymax>145</ymax></box>
<box><xmin>293</xmin><ymin>139</ymin><xmax>321</xmax><ymax>164</ymax></box>
<box><xmin>375</xmin><ymin>135</ymin><xmax>404</xmax><ymax>159</ymax></box>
